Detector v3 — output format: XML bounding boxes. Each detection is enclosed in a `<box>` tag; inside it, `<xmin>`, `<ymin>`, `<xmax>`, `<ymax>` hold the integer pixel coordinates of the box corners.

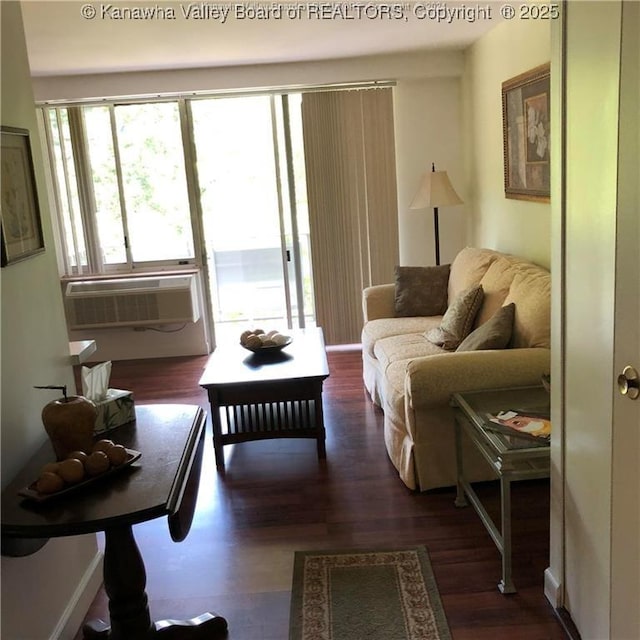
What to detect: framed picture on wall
<box><xmin>1</xmin><ymin>126</ymin><xmax>46</xmax><ymax>267</ymax></box>
<box><xmin>502</xmin><ymin>63</ymin><xmax>551</xmax><ymax>202</ymax></box>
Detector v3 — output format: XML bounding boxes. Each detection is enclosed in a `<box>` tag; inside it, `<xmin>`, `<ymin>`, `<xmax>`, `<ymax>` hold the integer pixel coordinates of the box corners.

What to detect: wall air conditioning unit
<box><xmin>64</xmin><ymin>274</ymin><xmax>201</xmax><ymax>330</ymax></box>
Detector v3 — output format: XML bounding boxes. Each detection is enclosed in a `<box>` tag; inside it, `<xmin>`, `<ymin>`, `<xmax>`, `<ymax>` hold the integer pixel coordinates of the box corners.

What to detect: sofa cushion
<box><xmin>374</xmin><ymin>333</ymin><xmax>447</xmax><ymax>369</ymax></box>
<box><xmin>361</xmin><ymin>316</ymin><xmax>443</xmax><ymax>358</ymax></box>
<box><xmin>457</xmin><ymin>303</ymin><xmax>515</xmax><ymax>351</ymax></box>
<box><xmin>473</xmin><ymin>257</ymin><xmax>518</xmax><ymax>328</ymax></box>
<box><xmin>425</xmin><ymin>284</ymin><xmax>484</xmax><ymax>350</ymax></box>
<box><xmin>503</xmin><ymin>269</ymin><xmax>551</xmax><ymax>348</ymax></box>
<box><xmin>393</xmin><ymin>264</ymin><xmax>450</xmax><ymax>317</ymax></box>
<box><xmin>448</xmin><ymin>247</ymin><xmax>500</xmax><ymax>303</ymax></box>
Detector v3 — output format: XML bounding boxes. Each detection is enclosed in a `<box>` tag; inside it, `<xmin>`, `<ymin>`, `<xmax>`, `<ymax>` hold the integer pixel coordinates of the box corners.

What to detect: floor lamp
<box><xmin>409</xmin><ymin>163</ymin><xmax>463</xmax><ymax>266</ymax></box>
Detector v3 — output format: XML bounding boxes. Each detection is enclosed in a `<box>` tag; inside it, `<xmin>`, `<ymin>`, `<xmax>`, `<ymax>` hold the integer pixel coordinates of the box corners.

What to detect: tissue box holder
<box><xmin>94</xmin><ymin>389</ymin><xmax>136</xmax><ymax>435</ymax></box>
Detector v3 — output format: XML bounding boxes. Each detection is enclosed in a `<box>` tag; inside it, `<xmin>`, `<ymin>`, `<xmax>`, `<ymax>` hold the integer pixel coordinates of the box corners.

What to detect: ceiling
<box><xmin>21</xmin><ymin>1</ymin><xmax>503</xmax><ymax>76</ymax></box>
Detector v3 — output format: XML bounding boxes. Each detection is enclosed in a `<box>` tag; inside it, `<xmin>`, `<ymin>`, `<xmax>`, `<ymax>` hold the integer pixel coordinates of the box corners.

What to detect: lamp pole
<box><xmin>433</xmin><ymin>207</ymin><xmax>440</xmax><ymax>266</ymax></box>
<box><xmin>431</xmin><ymin>163</ymin><xmax>440</xmax><ymax>266</ymax></box>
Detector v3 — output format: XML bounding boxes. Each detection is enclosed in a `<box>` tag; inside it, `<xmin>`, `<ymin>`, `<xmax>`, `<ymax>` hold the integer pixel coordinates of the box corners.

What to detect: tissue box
<box><xmin>93</xmin><ymin>389</ymin><xmax>136</xmax><ymax>435</ymax></box>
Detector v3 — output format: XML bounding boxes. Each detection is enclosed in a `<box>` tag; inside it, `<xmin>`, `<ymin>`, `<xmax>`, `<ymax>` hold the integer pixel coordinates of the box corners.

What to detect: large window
<box><xmin>43</xmin><ymin>87</ymin><xmax>395</xmax><ymax>342</ymax></box>
<box><xmin>46</xmin><ymin>101</ymin><xmax>194</xmax><ymax>273</ymax></box>
<box><xmin>43</xmin><ymin>93</ymin><xmax>316</xmax><ymax>336</ymax></box>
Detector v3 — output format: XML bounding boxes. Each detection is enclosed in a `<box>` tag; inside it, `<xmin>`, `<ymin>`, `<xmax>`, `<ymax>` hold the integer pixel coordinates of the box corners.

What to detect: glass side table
<box><xmin>451</xmin><ymin>385</ymin><xmax>551</xmax><ymax>594</ymax></box>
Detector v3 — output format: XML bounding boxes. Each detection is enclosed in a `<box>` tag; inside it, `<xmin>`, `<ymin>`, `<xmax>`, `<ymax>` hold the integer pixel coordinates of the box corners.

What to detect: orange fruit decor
<box><xmin>85</xmin><ymin>451</ymin><xmax>110</xmax><ymax>476</ymax></box>
<box><xmin>106</xmin><ymin>444</ymin><xmax>128</xmax><ymax>466</ymax></box>
<box><xmin>67</xmin><ymin>450</ymin><xmax>89</xmax><ymax>464</ymax></box>
<box><xmin>35</xmin><ymin>471</ymin><xmax>64</xmax><ymax>494</ymax></box>
<box><xmin>58</xmin><ymin>458</ymin><xmax>85</xmax><ymax>484</ymax></box>
<box><xmin>41</xmin><ymin>461</ymin><xmax>61</xmax><ymax>475</ymax></box>
<box><xmin>92</xmin><ymin>439</ymin><xmax>115</xmax><ymax>453</ymax></box>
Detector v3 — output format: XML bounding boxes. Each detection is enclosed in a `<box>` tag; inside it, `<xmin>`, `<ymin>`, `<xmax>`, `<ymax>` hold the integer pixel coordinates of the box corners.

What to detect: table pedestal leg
<box><xmin>84</xmin><ymin>524</ymin><xmax>153</xmax><ymax>639</ymax></box>
<box><xmin>83</xmin><ymin>525</ymin><xmax>228</xmax><ymax>639</ymax></box>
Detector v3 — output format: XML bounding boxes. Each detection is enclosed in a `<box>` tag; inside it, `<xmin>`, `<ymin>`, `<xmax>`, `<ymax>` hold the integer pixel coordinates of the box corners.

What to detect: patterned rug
<box><xmin>289</xmin><ymin>547</ymin><xmax>451</xmax><ymax>640</ymax></box>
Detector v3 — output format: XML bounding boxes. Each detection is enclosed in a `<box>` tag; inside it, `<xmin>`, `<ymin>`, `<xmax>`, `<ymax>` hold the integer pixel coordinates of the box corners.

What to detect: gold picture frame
<box><xmin>502</xmin><ymin>63</ymin><xmax>551</xmax><ymax>202</ymax></box>
<box><xmin>1</xmin><ymin>126</ymin><xmax>45</xmax><ymax>266</ymax></box>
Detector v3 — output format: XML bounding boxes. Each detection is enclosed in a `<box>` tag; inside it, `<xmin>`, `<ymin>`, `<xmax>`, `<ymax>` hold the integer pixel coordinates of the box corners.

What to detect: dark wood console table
<box><xmin>1</xmin><ymin>404</ymin><xmax>228</xmax><ymax>639</ymax></box>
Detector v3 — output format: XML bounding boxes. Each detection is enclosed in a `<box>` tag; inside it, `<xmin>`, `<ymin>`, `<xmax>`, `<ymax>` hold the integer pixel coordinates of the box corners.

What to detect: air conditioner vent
<box><xmin>114</xmin><ymin>293</ymin><xmax>159</xmax><ymax>323</ymax></box>
<box><xmin>64</xmin><ymin>274</ymin><xmax>201</xmax><ymax>330</ymax></box>
<box><xmin>73</xmin><ymin>296</ymin><xmax>118</xmax><ymax>327</ymax></box>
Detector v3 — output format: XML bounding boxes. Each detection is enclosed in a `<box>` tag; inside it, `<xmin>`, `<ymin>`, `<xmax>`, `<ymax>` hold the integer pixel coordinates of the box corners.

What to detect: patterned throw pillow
<box><xmin>393</xmin><ymin>264</ymin><xmax>451</xmax><ymax>317</ymax></box>
<box><xmin>425</xmin><ymin>285</ymin><xmax>484</xmax><ymax>350</ymax></box>
<box><xmin>456</xmin><ymin>303</ymin><xmax>516</xmax><ymax>352</ymax></box>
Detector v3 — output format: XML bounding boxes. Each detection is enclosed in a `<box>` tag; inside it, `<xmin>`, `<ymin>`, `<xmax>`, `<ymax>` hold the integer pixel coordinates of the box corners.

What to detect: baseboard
<box><xmin>544</xmin><ymin>569</ymin><xmax>582</xmax><ymax>640</ymax></box>
<box><xmin>326</xmin><ymin>343</ymin><xmax>362</xmax><ymax>352</ymax></box>
<box><xmin>544</xmin><ymin>567</ymin><xmax>562</xmax><ymax>607</ymax></box>
<box><xmin>49</xmin><ymin>549</ymin><xmax>103</xmax><ymax>640</ymax></box>
<box><xmin>555</xmin><ymin>607</ymin><xmax>582</xmax><ymax>640</ymax></box>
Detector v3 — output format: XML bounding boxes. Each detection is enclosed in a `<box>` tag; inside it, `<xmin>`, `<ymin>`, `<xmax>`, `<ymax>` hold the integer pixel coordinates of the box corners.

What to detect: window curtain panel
<box><xmin>301</xmin><ymin>88</ymin><xmax>399</xmax><ymax>345</ymax></box>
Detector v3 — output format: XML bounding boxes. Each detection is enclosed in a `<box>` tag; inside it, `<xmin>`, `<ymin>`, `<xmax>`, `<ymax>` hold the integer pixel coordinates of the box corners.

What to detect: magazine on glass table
<box><xmin>484</xmin><ymin>408</ymin><xmax>551</xmax><ymax>443</ymax></box>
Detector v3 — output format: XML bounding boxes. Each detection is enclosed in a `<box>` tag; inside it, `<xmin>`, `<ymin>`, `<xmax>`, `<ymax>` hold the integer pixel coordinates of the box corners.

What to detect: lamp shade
<box><xmin>409</xmin><ymin>170</ymin><xmax>463</xmax><ymax>209</ymax></box>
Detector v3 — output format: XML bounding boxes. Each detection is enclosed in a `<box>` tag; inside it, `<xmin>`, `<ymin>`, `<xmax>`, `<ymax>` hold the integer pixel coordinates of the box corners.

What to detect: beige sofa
<box><xmin>361</xmin><ymin>247</ymin><xmax>551</xmax><ymax>491</ymax></box>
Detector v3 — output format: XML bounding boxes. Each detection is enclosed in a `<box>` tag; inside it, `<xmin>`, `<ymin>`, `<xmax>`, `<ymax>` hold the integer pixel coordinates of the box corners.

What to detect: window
<box><xmin>42</xmin><ymin>93</ymin><xmax>317</xmax><ymax>338</ymax></box>
<box><xmin>83</xmin><ymin>106</ymin><xmax>124</xmax><ymax>264</ymax></box>
<box><xmin>47</xmin><ymin>108</ymin><xmax>87</xmax><ymax>270</ymax></box>
<box><xmin>113</xmin><ymin>103</ymin><xmax>193</xmax><ymax>263</ymax></box>
<box><xmin>42</xmin><ymin>86</ymin><xmax>394</xmax><ymax>341</ymax></box>
<box><xmin>44</xmin><ymin>101</ymin><xmax>195</xmax><ymax>274</ymax></box>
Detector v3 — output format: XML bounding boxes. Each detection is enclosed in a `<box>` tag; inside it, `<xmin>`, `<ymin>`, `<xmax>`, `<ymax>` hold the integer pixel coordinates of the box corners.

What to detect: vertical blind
<box><xmin>302</xmin><ymin>87</ymin><xmax>399</xmax><ymax>344</ymax></box>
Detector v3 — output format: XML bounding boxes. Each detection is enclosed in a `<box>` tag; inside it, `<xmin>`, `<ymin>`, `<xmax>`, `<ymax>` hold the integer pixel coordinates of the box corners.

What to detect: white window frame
<box><xmin>42</xmin><ymin>100</ymin><xmax>200</xmax><ymax>276</ymax></box>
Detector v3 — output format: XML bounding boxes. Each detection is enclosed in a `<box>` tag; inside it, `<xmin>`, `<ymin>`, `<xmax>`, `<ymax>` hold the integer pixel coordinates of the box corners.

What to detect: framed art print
<box><xmin>502</xmin><ymin>63</ymin><xmax>551</xmax><ymax>202</ymax></box>
<box><xmin>1</xmin><ymin>126</ymin><xmax>45</xmax><ymax>266</ymax></box>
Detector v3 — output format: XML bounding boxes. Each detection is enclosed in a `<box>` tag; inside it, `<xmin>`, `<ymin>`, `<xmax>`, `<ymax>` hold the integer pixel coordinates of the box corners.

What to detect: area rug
<box><xmin>289</xmin><ymin>547</ymin><xmax>451</xmax><ymax>640</ymax></box>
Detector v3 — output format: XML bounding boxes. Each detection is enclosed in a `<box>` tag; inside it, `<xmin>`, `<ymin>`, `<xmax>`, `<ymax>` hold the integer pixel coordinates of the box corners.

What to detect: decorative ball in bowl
<box><xmin>240</xmin><ymin>329</ymin><xmax>293</xmax><ymax>353</ymax></box>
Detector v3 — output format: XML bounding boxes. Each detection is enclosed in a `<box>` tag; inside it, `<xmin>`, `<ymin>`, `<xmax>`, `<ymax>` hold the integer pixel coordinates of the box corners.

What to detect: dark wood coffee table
<box><xmin>199</xmin><ymin>327</ymin><xmax>330</xmax><ymax>471</ymax></box>
<box><xmin>1</xmin><ymin>404</ymin><xmax>228</xmax><ymax>639</ymax></box>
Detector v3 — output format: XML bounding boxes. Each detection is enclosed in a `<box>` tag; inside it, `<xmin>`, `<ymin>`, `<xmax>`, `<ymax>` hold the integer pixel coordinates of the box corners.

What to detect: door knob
<box><xmin>618</xmin><ymin>365</ymin><xmax>640</xmax><ymax>400</ymax></box>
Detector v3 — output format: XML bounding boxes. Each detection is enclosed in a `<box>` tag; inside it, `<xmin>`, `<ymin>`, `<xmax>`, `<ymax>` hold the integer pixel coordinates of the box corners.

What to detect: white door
<box><xmin>559</xmin><ymin>2</ymin><xmax>639</xmax><ymax>638</ymax></box>
<box><xmin>610</xmin><ymin>2</ymin><xmax>640</xmax><ymax>636</ymax></box>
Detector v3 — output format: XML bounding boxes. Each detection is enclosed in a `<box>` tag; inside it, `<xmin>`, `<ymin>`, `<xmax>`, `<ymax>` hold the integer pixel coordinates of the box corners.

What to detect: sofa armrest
<box><xmin>362</xmin><ymin>283</ymin><xmax>396</xmax><ymax>321</ymax></box>
<box><xmin>405</xmin><ymin>348</ymin><xmax>551</xmax><ymax>410</ymax></box>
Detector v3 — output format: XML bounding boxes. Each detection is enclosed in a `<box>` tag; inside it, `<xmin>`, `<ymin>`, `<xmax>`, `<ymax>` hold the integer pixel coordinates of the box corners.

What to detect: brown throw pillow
<box><xmin>425</xmin><ymin>284</ymin><xmax>484</xmax><ymax>350</ymax></box>
<box><xmin>456</xmin><ymin>303</ymin><xmax>515</xmax><ymax>352</ymax></box>
<box><xmin>394</xmin><ymin>264</ymin><xmax>451</xmax><ymax>317</ymax></box>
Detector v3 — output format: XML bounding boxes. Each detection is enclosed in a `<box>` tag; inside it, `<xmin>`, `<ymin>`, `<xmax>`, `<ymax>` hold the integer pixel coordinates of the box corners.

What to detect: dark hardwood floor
<box><xmin>73</xmin><ymin>348</ymin><xmax>566</xmax><ymax>640</ymax></box>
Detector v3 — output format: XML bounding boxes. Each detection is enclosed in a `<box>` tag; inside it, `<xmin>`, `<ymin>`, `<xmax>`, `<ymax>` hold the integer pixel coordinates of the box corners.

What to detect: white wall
<box><xmin>463</xmin><ymin>18</ymin><xmax>551</xmax><ymax>268</ymax></box>
<box><xmin>394</xmin><ymin>77</ymin><xmax>466</xmax><ymax>267</ymax></box>
<box><xmin>1</xmin><ymin>3</ymin><xmax>101</xmax><ymax>638</ymax></box>
<box><xmin>32</xmin><ymin>50</ymin><xmax>464</xmax><ymax>103</ymax></box>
